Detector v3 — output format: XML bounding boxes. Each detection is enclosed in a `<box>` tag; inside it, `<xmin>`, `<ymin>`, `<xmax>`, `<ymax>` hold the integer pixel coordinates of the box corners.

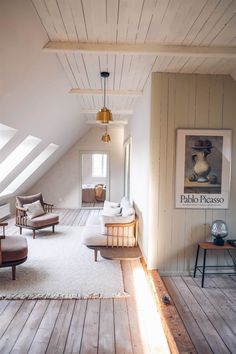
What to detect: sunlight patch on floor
<box><xmin>132</xmin><ymin>264</ymin><xmax>170</xmax><ymax>354</ymax></box>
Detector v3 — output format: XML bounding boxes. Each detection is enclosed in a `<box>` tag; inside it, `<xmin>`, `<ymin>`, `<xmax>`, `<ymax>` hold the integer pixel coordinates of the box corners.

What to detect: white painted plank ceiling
<box><xmin>31</xmin><ymin>0</ymin><xmax>236</xmax><ymax>123</ymax></box>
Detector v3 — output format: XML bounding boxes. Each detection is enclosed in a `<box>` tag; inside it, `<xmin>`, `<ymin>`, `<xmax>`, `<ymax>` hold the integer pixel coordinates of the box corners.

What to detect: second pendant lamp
<box><xmin>96</xmin><ymin>72</ymin><xmax>113</xmax><ymax>124</ymax></box>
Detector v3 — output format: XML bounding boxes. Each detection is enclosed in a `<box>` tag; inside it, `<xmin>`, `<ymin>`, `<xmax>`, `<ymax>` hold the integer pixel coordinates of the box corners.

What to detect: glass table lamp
<box><xmin>210</xmin><ymin>220</ymin><xmax>228</xmax><ymax>246</ymax></box>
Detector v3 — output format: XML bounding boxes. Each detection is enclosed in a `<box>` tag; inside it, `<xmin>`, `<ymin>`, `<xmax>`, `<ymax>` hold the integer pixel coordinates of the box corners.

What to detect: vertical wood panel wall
<box><xmin>150</xmin><ymin>73</ymin><xmax>236</xmax><ymax>275</ymax></box>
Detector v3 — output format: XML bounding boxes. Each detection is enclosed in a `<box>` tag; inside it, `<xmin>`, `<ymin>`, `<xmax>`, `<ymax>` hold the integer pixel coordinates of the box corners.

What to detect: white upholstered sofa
<box><xmin>83</xmin><ymin>197</ymin><xmax>138</xmax><ymax>261</ymax></box>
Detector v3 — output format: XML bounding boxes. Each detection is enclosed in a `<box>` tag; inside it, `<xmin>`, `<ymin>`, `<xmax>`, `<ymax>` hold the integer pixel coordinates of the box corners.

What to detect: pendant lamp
<box><xmin>96</xmin><ymin>72</ymin><xmax>113</xmax><ymax>124</ymax></box>
<box><xmin>101</xmin><ymin>127</ymin><xmax>111</xmax><ymax>143</ymax></box>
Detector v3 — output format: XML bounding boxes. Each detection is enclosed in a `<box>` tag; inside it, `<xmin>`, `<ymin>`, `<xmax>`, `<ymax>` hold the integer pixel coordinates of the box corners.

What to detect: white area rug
<box><xmin>0</xmin><ymin>226</ymin><xmax>127</xmax><ymax>299</ymax></box>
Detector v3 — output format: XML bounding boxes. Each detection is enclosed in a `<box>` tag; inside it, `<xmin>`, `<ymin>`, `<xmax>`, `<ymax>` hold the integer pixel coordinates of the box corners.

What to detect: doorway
<box><xmin>80</xmin><ymin>151</ymin><xmax>109</xmax><ymax>208</ymax></box>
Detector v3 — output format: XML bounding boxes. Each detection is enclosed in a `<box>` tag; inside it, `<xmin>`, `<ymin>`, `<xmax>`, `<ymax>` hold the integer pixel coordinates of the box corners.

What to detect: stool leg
<box><xmin>20</xmin><ymin>227</ymin><xmax>22</xmax><ymax>235</ymax></box>
<box><xmin>12</xmin><ymin>266</ymin><xmax>16</xmax><ymax>280</ymax></box>
<box><xmin>33</xmin><ymin>230</ymin><xmax>36</xmax><ymax>239</ymax></box>
<box><xmin>52</xmin><ymin>225</ymin><xmax>55</xmax><ymax>233</ymax></box>
<box><xmin>202</xmin><ymin>249</ymin><xmax>207</xmax><ymax>288</ymax></box>
<box><xmin>194</xmin><ymin>245</ymin><xmax>200</xmax><ymax>278</ymax></box>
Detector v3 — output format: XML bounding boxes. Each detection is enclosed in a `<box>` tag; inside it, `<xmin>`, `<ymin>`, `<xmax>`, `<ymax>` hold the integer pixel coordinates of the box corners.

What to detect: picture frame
<box><xmin>175</xmin><ymin>129</ymin><xmax>232</xmax><ymax>209</ymax></box>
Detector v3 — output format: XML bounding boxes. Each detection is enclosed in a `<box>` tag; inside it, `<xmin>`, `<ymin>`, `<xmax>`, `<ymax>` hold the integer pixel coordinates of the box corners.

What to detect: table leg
<box><xmin>193</xmin><ymin>245</ymin><xmax>200</xmax><ymax>278</ymax></box>
<box><xmin>202</xmin><ymin>249</ymin><xmax>207</xmax><ymax>288</ymax></box>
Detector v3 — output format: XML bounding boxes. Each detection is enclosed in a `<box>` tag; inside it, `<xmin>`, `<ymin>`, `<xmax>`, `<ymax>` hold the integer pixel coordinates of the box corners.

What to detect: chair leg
<box><xmin>12</xmin><ymin>266</ymin><xmax>16</xmax><ymax>280</ymax></box>
<box><xmin>52</xmin><ymin>225</ymin><xmax>55</xmax><ymax>233</ymax></box>
<box><xmin>20</xmin><ymin>227</ymin><xmax>22</xmax><ymax>235</ymax></box>
<box><xmin>33</xmin><ymin>230</ymin><xmax>36</xmax><ymax>239</ymax></box>
<box><xmin>94</xmin><ymin>249</ymin><xmax>98</xmax><ymax>262</ymax></box>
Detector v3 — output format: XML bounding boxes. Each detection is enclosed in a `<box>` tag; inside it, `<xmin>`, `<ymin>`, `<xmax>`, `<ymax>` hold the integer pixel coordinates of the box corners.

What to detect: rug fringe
<box><xmin>0</xmin><ymin>291</ymin><xmax>130</xmax><ymax>300</ymax></box>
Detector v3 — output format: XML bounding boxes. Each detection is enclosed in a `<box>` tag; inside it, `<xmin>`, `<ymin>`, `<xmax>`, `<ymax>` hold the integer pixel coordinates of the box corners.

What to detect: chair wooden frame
<box><xmin>0</xmin><ymin>222</ymin><xmax>28</xmax><ymax>280</ymax></box>
<box><xmin>15</xmin><ymin>201</ymin><xmax>58</xmax><ymax>239</ymax></box>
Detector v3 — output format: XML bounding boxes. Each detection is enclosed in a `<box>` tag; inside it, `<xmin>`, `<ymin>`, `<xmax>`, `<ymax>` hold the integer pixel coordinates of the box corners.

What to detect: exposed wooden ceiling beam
<box><xmin>44</xmin><ymin>41</ymin><xmax>236</xmax><ymax>59</ymax></box>
<box><xmin>81</xmin><ymin>109</ymin><xmax>133</xmax><ymax>115</ymax></box>
<box><xmin>70</xmin><ymin>88</ymin><xmax>142</xmax><ymax>96</ymax></box>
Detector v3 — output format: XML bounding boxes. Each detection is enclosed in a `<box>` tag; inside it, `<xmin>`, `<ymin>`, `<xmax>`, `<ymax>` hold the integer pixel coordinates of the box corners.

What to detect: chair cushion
<box><xmin>23</xmin><ymin>200</ymin><xmax>45</xmax><ymax>219</ymax></box>
<box><xmin>16</xmin><ymin>193</ymin><xmax>44</xmax><ymax>208</ymax></box>
<box><xmin>26</xmin><ymin>213</ymin><xmax>59</xmax><ymax>228</ymax></box>
<box><xmin>1</xmin><ymin>236</ymin><xmax>28</xmax><ymax>263</ymax></box>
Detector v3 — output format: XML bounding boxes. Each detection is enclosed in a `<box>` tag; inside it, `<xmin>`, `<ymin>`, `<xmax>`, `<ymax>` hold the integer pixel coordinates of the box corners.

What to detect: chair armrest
<box><xmin>16</xmin><ymin>205</ymin><xmax>27</xmax><ymax>212</ymax></box>
<box><xmin>44</xmin><ymin>202</ymin><xmax>54</xmax><ymax>207</ymax></box>
<box><xmin>43</xmin><ymin>202</ymin><xmax>54</xmax><ymax>213</ymax></box>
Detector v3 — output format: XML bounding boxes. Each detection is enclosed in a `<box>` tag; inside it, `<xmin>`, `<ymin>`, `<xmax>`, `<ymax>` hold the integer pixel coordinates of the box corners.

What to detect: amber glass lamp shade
<box><xmin>96</xmin><ymin>107</ymin><xmax>113</xmax><ymax>124</ymax></box>
<box><xmin>101</xmin><ymin>132</ymin><xmax>111</xmax><ymax>143</ymax></box>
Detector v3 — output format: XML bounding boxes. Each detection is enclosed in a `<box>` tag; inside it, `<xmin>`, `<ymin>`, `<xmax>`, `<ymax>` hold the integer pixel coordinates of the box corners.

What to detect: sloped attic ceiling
<box><xmin>1</xmin><ymin>0</ymin><xmax>236</xmax><ymax>200</ymax></box>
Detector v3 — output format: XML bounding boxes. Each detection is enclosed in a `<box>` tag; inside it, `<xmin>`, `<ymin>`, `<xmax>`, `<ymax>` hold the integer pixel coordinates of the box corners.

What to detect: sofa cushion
<box><xmin>120</xmin><ymin>197</ymin><xmax>131</xmax><ymax>208</ymax></box>
<box><xmin>16</xmin><ymin>193</ymin><xmax>44</xmax><ymax>208</ymax></box>
<box><xmin>26</xmin><ymin>213</ymin><xmax>59</xmax><ymax>228</ymax></box>
<box><xmin>23</xmin><ymin>200</ymin><xmax>45</xmax><ymax>219</ymax></box>
<box><xmin>104</xmin><ymin>200</ymin><xmax>120</xmax><ymax>209</ymax></box>
<box><xmin>101</xmin><ymin>206</ymin><xmax>121</xmax><ymax>216</ymax></box>
<box><xmin>122</xmin><ymin>206</ymin><xmax>135</xmax><ymax>217</ymax></box>
<box><xmin>1</xmin><ymin>236</ymin><xmax>28</xmax><ymax>263</ymax></box>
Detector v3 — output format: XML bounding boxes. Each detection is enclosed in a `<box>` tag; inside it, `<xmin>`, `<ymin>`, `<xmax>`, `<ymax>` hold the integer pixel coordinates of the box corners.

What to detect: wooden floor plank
<box><xmin>64</xmin><ymin>300</ymin><xmax>87</xmax><ymax>353</ymax></box>
<box><xmin>184</xmin><ymin>276</ymin><xmax>236</xmax><ymax>353</ymax></box>
<box><xmin>11</xmin><ymin>300</ymin><xmax>49</xmax><ymax>353</ymax></box>
<box><xmin>98</xmin><ymin>299</ymin><xmax>115</xmax><ymax>354</ymax></box>
<box><xmin>114</xmin><ymin>298</ymin><xmax>133</xmax><ymax>354</ymax></box>
<box><xmin>28</xmin><ymin>300</ymin><xmax>62</xmax><ymax>354</ymax></box>
<box><xmin>80</xmin><ymin>299</ymin><xmax>100</xmax><ymax>354</ymax></box>
<box><xmin>0</xmin><ymin>300</ymin><xmax>36</xmax><ymax>353</ymax></box>
<box><xmin>172</xmin><ymin>277</ymin><xmax>230</xmax><ymax>353</ymax></box>
<box><xmin>163</xmin><ymin>277</ymin><xmax>212</xmax><ymax>354</ymax></box>
<box><xmin>46</xmin><ymin>300</ymin><xmax>75</xmax><ymax>353</ymax></box>
<box><xmin>0</xmin><ymin>301</ymin><xmax>23</xmax><ymax>338</ymax></box>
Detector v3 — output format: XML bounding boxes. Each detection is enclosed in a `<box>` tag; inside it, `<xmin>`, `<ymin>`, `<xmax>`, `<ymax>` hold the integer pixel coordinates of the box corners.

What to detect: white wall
<box><xmin>125</xmin><ymin>77</ymin><xmax>151</xmax><ymax>265</ymax></box>
<box><xmin>28</xmin><ymin>127</ymin><xmax>124</xmax><ymax>208</ymax></box>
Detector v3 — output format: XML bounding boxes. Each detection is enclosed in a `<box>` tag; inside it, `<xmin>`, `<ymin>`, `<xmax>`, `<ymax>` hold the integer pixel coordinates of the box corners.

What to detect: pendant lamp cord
<box><xmin>103</xmin><ymin>75</ymin><xmax>106</xmax><ymax>107</ymax></box>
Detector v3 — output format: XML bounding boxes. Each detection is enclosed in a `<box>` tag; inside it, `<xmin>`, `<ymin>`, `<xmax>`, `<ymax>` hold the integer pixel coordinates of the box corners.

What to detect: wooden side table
<box><xmin>193</xmin><ymin>241</ymin><xmax>236</xmax><ymax>288</ymax></box>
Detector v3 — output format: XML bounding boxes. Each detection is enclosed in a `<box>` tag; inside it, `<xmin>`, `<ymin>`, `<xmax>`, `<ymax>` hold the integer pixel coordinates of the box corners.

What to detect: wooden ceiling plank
<box><xmin>182</xmin><ymin>0</ymin><xmax>222</xmax><ymax>45</ymax></box>
<box><xmin>125</xmin><ymin>0</ymin><xmax>144</xmax><ymax>42</ymax></box>
<box><xmin>106</xmin><ymin>0</ymin><xmax>119</xmax><ymax>42</ymax></box>
<box><xmin>119</xmin><ymin>55</ymin><xmax>133</xmax><ymax>90</ymax></box>
<box><xmin>32</xmin><ymin>0</ymin><xmax>58</xmax><ymax>39</ymax></box>
<box><xmin>56</xmin><ymin>0</ymin><xmax>78</xmax><ymax>41</ymax></box>
<box><xmin>113</xmin><ymin>55</ymin><xmax>124</xmax><ymax>90</ymax></box>
<box><xmin>164</xmin><ymin>0</ymin><xmax>207</xmax><ymax>44</ymax></box>
<box><xmin>193</xmin><ymin>57</ymin><xmax>221</xmax><ymax>74</ymax></box>
<box><xmin>57</xmin><ymin>53</ymin><xmax>78</xmax><ymax>87</ymax></box>
<box><xmin>82</xmin><ymin>54</ymin><xmax>100</xmax><ymax>89</ymax></box>
<box><xmin>136</xmin><ymin>0</ymin><xmax>157</xmax><ymax>43</ymax></box>
<box><xmin>136</xmin><ymin>56</ymin><xmax>157</xmax><ymax>90</ymax></box>
<box><xmin>116</xmin><ymin>0</ymin><xmax>131</xmax><ymax>42</ymax></box>
<box><xmin>44</xmin><ymin>0</ymin><xmax>68</xmax><ymax>40</ymax></box>
<box><xmin>82</xmin><ymin>0</ymin><xmax>106</xmax><ymax>41</ymax></box>
<box><xmin>210</xmin><ymin>13</ymin><xmax>236</xmax><ymax>46</ymax></box>
<box><xmin>179</xmin><ymin>57</ymin><xmax>207</xmax><ymax>74</ymax></box>
<box><xmin>65</xmin><ymin>53</ymin><xmax>85</xmax><ymax>88</ymax></box>
<box><xmin>107</xmin><ymin>55</ymin><xmax>116</xmax><ymax>90</ymax></box>
<box><xmin>150</xmin><ymin>0</ymin><xmax>182</xmax><ymax>43</ymax></box>
<box><xmin>43</xmin><ymin>41</ymin><xmax>236</xmax><ymax>59</ymax></box>
<box><xmin>190</xmin><ymin>0</ymin><xmax>232</xmax><ymax>45</ymax></box>
<box><xmin>145</xmin><ymin>0</ymin><xmax>171</xmax><ymax>42</ymax></box>
<box><xmin>74</xmin><ymin>53</ymin><xmax>90</xmax><ymax>87</ymax></box>
<box><xmin>68</xmin><ymin>0</ymin><xmax>87</xmax><ymax>41</ymax></box>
